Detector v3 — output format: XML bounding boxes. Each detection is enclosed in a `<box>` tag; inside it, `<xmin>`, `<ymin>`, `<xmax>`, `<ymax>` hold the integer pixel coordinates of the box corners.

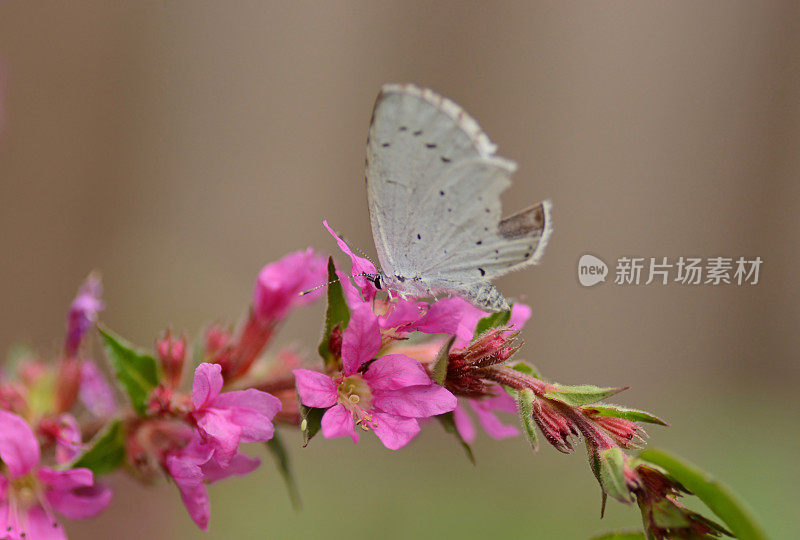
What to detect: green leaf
<box><xmin>590</xmin><ymin>532</ymin><xmax>647</xmax><ymax>540</ymax></box>
<box><xmin>510</xmin><ymin>361</ymin><xmax>542</xmax><ymax>379</ymax></box>
<box><xmin>583</xmin><ymin>404</ymin><xmax>668</xmax><ymax>426</ymax></box>
<box><xmin>266</xmin><ymin>431</ymin><xmax>302</xmax><ymax>510</ymax></box>
<box><xmin>71</xmin><ymin>420</ymin><xmax>126</xmax><ymax>476</ymax></box>
<box><xmin>545</xmin><ymin>384</ymin><xmax>626</xmax><ymax>407</ymax></box>
<box><xmin>317</xmin><ymin>257</ymin><xmax>350</xmax><ymax>367</ymax></box>
<box><xmin>432</xmin><ymin>335</ymin><xmax>455</xmax><ymax>385</ymax></box>
<box><xmin>591</xmin><ymin>446</ymin><xmax>633</xmax><ymax>503</ymax></box>
<box><xmin>639</xmin><ymin>448</ymin><xmax>768</xmax><ymax>540</ymax></box>
<box><xmin>436</xmin><ymin>412</ymin><xmax>475</xmax><ymax>464</ymax></box>
<box><xmin>473</xmin><ymin>305</ymin><xmax>513</xmax><ymax>338</ymax></box>
<box><xmin>515</xmin><ymin>389</ymin><xmax>538</xmax><ymax>451</ymax></box>
<box><xmin>98</xmin><ymin>326</ymin><xmax>159</xmax><ymax>415</ymax></box>
<box><xmin>299</xmin><ymin>402</ymin><xmax>326</xmax><ymax>447</ymax></box>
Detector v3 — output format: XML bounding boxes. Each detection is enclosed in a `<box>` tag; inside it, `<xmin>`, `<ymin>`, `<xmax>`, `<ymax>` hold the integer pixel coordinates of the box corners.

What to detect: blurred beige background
<box><xmin>1</xmin><ymin>2</ymin><xmax>798</xmax><ymax>538</ymax></box>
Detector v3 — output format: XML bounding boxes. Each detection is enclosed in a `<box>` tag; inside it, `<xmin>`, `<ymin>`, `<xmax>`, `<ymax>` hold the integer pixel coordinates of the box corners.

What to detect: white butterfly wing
<box><xmin>366</xmin><ymin>84</ymin><xmax>552</xmax><ymax>311</ymax></box>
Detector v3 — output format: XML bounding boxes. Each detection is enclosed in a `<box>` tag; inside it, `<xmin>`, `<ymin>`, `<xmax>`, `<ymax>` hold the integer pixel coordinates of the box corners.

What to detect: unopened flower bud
<box><xmin>588</xmin><ymin>413</ymin><xmax>648</xmax><ymax>449</ymax></box>
<box><xmin>157</xmin><ymin>331</ymin><xmax>187</xmax><ymax>389</ymax></box>
<box><xmin>532</xmin><ymin>399</ymin><xmax>580</xmax><ymax>454</ymax></box>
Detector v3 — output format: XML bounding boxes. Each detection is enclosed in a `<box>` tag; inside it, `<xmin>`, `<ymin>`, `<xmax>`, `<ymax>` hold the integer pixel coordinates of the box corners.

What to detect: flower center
<box><xmin>337</xmin><ymin>375</ymin><xmax>376</xmax><ymax>430</ymax></box>
<box><xmin>4</xmin><ymin>471</ymin><xmax>61</xmax><ymax>536</ymax></box>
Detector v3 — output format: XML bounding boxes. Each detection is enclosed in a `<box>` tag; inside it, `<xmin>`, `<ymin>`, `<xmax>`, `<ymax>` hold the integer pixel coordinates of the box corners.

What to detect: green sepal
<box><xmin>583</xmin><ymin>404</ymin><xmax>668</xmax><ymax>426</ymax></box>
<box><xmin>436</xmin><ymin>411</ymin><xmax>475</xmax><ymax>464</ymax></box>
<box><xmin>98</xmin><ymin>326</ymin><xmax>159</xmax><ymax>416</ymax></box>
<box><xmin>432</xmin><ymin>335</ymin><xmax>455</xmax><ymax>385</ymax></box>
<box><xmin>266</xmin><ymin>430</ymin><xmax>302</xmax><ymax>510</ymax></box>
<box><xmin>590</xmin><ymin>446</ymin><xmax>633</xmax><ymax>504</ymax></box>
<box><xmin>515</xmin><ymin>388</ymin><xmax>538</xmax><ymax>452</ymax></box>
<box><xmin>473</xmin><ymin>305</ymin><xmax>513</xmax><ymax>338</ymax></box>
<box><xmin>317</xmin><ymin>257</ymin><xmax>350</xmax><ymax>368</ymax></box>
<box><xmin>70</xmin><ymin>419</ymin><xmax>126</xmax><ymax>476</ymax></box>
<box><xmin>545</xmin><ymin>383</ymin><xmax>626</xmax><ymax>407</ymax></box>
<box><xmin>299</xmin><ymin>401</ymin><xmax>326</xmax><ymax>447</ymax></box>
<box><xmin>639</xmin><ymin>448</ymin><xmax>767</xmax><ymax>540</ymax></box>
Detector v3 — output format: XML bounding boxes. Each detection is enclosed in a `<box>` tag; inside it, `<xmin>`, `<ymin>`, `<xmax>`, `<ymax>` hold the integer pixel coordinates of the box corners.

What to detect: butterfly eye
<box><xmin>371</xmin><ymin>275</ymin><xmax>383</xmax><ymax>290</ymax></box>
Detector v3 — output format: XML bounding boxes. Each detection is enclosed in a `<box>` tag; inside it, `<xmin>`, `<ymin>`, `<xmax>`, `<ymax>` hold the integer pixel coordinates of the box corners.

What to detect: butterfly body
<box><xmin>364</xmin><ymin>84</ymin><xmax>552</xmax><ymax>312</ymax></box>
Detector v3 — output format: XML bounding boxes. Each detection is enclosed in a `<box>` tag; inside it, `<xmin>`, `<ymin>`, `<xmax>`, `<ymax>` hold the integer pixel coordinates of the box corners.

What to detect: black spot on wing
<box><xmin>441</xmin><ymin>156</ymin><xmax>451</xmax><ymax>163</ymax></box>
<box><xmin>381</xmin><ymin>142</ymin><xmax>390</xmax><ymax>147</ymax></box>
<box><xmin>413</xmin><ymin>130</ymin><xmax>423</xmax><ymax>136</ymax></box>
<box><xmin>399</xmin><ymin>126</ymin><xmax>407</xmax><ymax>131</ymax></box>
<box><xmin>417</xmin><ymin>233</ymin><xmax>421</xmax><ymax>240</ymax></box>
<box><xmin>439</xmin><ymin>190</ymin><xmax>445</xmax><ymax>196</ymax></box>
<box><xmin>478</xmin><ymin>268</ymin><xmax>486</xmax><ymax>276</ymax></box>
<box><xmin>425</xmin><ymin>143</ymin><xmax>437</xmax><ymax>149</ymax></box>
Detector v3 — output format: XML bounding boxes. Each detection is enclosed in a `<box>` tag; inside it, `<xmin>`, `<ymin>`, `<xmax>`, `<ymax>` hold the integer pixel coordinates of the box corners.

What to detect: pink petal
<box><xmin>370</xmin><ymin>412</ymin><xmax>420</xmax><ymax>450</ymax></box>
<box><xmin>192</xmin><ymin>363</ymin><xmax>224</xmax><ymax>409</ymax></box>
<box><xmin>201</xmin><ymin>452</ymin><xmax>261</xmax><ymax>483</ymax></box>
<box><xmin>341</xmin><ymin>303</ymin><xmax>381</xmax><ymax>376</ymax></box>
<box><xmin>64</xmin><ymin>273</ymin><xmax>104</xmax><ymax>357</ymax></box>
<box><xmin>469</xmin><ymin>398</ymin><xmax>519</xmax><ymax>440</ymax></box>
<box><xmin>379</xmin><ymin>299</ymin><xmax>425</xmax><ymax>330</ymax></box>
<box><xmin>320</xmin><ymin>404</ymin><xmax>358</xmax><ymax>443</ymax></box>
<box><xmin>173</xmin><ymin>479</ymin><xmax>210</xmax><ymax>531</ymax></box>
<box><xmin>212</xmin><ymin>389</ymin><xmax>282</xmax><ymax>420</ymax></box>
<box><xmin>336</xmin><ymin>268</ymin><xmax>368</xmax><ymax>309</ymax></box>
<box><xmin>452</xmin><ymin>404</ymin><xmax>477</xmax><ymax>444</ymax></box>
<box><xmin>363</xmin><ymin>354</ymin><xmax>431</xmax><ymax>391</ymax></box>
<box><xmin>22</xmin><ymin>506</ymin><xmax>67</xmax><ymax>540</ymax></box>
<box><xmin>372</xmin><ymin>385</ymin><xmax>457</xmax><ymax>418</ymax></box>
<box><xmin>195</xmin><ymin>409</ymin><xmax>241</xmax><ymax>464</ymax></box>
<box><xmin>45</xmin><ymin>483</ymin><xmax>113</xmax><ymax>520</ymax></box>
<box><xmin>486</xmin><ymin>390</ymin><xmax>519</xmax><ymax>413</ymax></box>
<box><xmin>406</xmin><ymin>298</ymin><xmax>486</xmax><ymax>346</ymax></box>
<box><xmin>253</xmin><ymin>249</ymin><xmax>328</xmax><ymax>321</ymax></box>
<box><xmin>78</xmin><ymin>361</ymin><xmax>116</xmax><ymax>418</ymax></box>
<box><xmin>37</xmin><ymin>467</ymin><xmax>93</xmax><ymax>491</ymax></box>
<box><xmin>509</xmin><ymin>303</ymin><xmax>532</xmax><ymax>329</ymax></box>
<box><xmin>293</xmin><ymin>369</ymin><xmax>338</xmax><ymax>408</ymax></box>
<box><xmin>323</xmin><ymin>220</ymin><xmax>377</xmax><ymax>302</ymax></box>
<box><xmin>55</xmin><ymin>414</ymin><xmax>82</xmax><ymax>464</ymax></box>
<box><xmin>0</xmin><ymin>410</ymin><xmax>40</xmax><ymax>477</ymax></box>
<box><xmin>226</xmin><ymin>408</ymin><xmax>275</xmax><ymax>444</ymax></box>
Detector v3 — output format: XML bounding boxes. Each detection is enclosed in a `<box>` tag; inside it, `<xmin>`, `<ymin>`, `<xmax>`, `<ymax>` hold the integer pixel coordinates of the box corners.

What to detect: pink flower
<box><xmin>165</xmin><ymin>435</ymin><xmax>260</xmax><ymax>531</ymax></box>
<box><xmin>293</xmin><ymin>305</ymin><xmax>457</xmax><ymax>449</ymax></box>
<box><xmin>323</xmin><ymin>221</ymin><xmax>377</xmax><ymax>303</ymax></box>
<box><xmin>452</xmin><ymin>391</ymin><xmax>519</xmax><ymax>444</ymax></box>
<box><xmin>190</xmin><ymin>363</ymin><xmax>281</xmax><ymax>465</ymax></box>
<box><xmin>253</xmin><ymin>248</ymin><xmax>327</xmax><ymax>322</ymax></box>
<box><xmin>0</xmin><ymin>411</ymin><xmax>111</xmax><ymax>539</ymax></box>
<box><xmin>64</xmin><ymin>273</ymin><xmax>104</xmax><ymax>357</ymax></box>
<box><xmin>53</xmin><ymin>414</ymin><xmax>82</xmax><ymax>464</ymax></box>
<box><xmin>78</xmin><ymin>361</ymin><xmax>116</xmax><ymax>418</ymax></box>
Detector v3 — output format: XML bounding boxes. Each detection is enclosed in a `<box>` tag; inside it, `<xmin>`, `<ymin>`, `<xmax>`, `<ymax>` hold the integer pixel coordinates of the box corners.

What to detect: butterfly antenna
<box><xmin>299</xmin><ymin>277</ymin><xmax>341</xmax><ymax>296</ymax></box>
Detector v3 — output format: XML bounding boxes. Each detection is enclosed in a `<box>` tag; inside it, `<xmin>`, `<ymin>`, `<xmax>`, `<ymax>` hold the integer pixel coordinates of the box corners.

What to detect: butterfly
<box><xmin>363</xmin><ymin>83</ymin><xmax>552</xmax><ymax>312</ymax></box>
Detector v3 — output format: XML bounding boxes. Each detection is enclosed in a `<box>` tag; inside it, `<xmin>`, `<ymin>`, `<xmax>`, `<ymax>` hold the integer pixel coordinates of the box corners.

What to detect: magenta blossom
<box><xmin>165</xmin><ymin>435</ymin><xmax>260</xmax><ymax>531</ymax></box>
<box><xmin>452</xmin><ymin>391</ymin><xmax>519</xmax><ymax>444</ymax></box>
<box><xmin>190</xmin><ymin>363</ymin><xmax>281</xmax><ymax>465</ymax></box>
<box><xmin>323</xmin><ymin>221</ymin><xmax>378</xmax><ymax>303</ymax></box>
<box><xmin>253</xmin><ymin>248</ymin><xmax>327</xmax><ymax>322</ymax></box>
<box><xmin>294</xmin><ymin>303</ymin><xmax>457</xmax><ymax>449</ymax></box>
<box><xmin>0</xmin><ymin>411</ymin><xmax>111</xmax><ymax>539</ymax></box>
<box><xmin>64</xmin><ymin>273</ymin><xmax>104</xmax><ymax>357</ymax></box>
<box><xmin>78</xmin><ymin>361</ymin><xmax>116</xmax><ymax>418</ymax></box>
